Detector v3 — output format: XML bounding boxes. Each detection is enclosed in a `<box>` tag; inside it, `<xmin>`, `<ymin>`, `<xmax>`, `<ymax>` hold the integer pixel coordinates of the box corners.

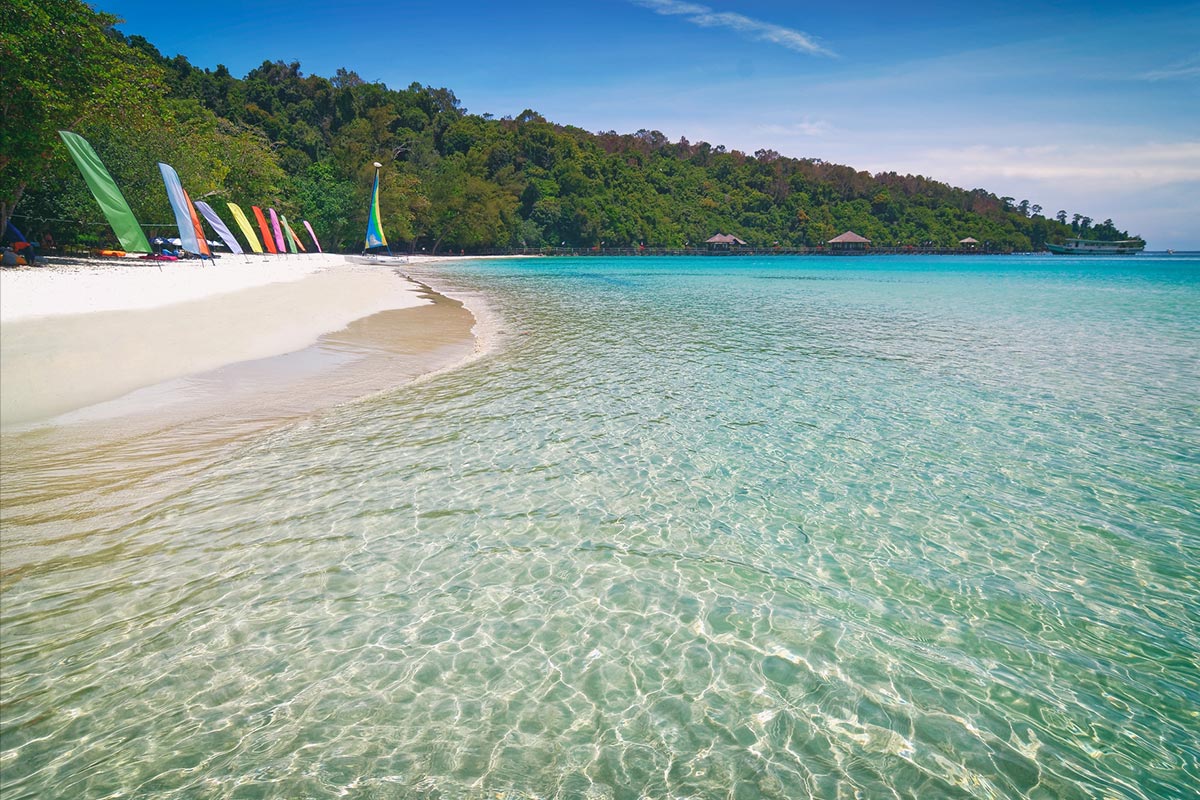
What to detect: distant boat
<box><xmin>1046</xmin><ymin>238</ymin><xmax>1144</xmax><ymax>255</ymax></box>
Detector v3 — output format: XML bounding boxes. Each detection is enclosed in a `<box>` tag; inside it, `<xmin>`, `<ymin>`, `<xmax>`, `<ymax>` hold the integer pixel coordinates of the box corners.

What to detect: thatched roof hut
<box><xmin>827</xmin><ymin>231</ymin><xmax>870</xmax><ymax>250</ymax></box>
<box><xmin>705</xmin><ymin>233</ymin><xmax>748</xmax><ymax>250</ymax></box>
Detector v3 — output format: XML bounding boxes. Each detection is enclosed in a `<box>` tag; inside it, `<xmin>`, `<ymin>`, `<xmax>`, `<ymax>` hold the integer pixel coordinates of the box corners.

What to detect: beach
<box><xmin>1</xmin><ymin>254</ymin><xmax>1196</xmax><ymax>798</ymax></box>
<box><xmin>0</xmin><ymin>253</ymin><xmax>491</xmax><ymax>429</ymax></box>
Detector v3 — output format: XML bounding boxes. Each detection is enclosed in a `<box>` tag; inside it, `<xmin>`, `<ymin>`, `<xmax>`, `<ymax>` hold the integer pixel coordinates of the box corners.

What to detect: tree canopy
<box><xmin>0</xmin><ymin>0</ymin><xmax>167</xmax><ymax>233</ymax></box>
<box><xmin>4</xmin><ymin>5</ymin><xmax>1141</xmax><ymax>253</ymax></box>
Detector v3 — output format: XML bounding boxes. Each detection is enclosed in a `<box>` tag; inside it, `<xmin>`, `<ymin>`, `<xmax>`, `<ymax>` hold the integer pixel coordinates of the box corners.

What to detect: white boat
<box><xmin>1046</xmin><ymin>238</ymin><xmax>1144</xmax><ymax>255</ymax></box>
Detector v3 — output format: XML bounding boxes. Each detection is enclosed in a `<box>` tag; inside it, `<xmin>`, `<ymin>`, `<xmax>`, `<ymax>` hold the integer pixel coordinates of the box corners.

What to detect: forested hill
<box><xmin>6</xmin><ymin>1</ymin><xmax>1139</xmax><ymax>253</ymax></box>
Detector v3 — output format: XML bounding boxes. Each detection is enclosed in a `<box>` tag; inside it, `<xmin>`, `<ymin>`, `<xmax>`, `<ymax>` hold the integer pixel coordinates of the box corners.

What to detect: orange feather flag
<box><xmin>252</xmin><ymin>205</ymin><xmax>278</xmax><ymax>254</ymax></box>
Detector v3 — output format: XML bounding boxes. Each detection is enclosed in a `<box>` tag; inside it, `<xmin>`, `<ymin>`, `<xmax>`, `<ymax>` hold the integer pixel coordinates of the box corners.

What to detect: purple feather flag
<box><xmin>267</xmin><ymin>208</ymin><xmax>286</xmax><ymax>253</ymax></box>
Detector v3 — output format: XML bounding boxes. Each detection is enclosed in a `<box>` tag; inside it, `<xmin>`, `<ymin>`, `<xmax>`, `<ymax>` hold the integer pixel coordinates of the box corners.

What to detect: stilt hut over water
<box><xmin>959</xmin><ymin>237</ymin><xmax>979</xmax><ymax>250</ymax></box>
<box><xmin>827</xmin><ymin>231</ymin><xmax>870</xmax><ymax>251</ymax></box>
<box><xmin>705</xmin><ymin>233</ymin><xmax>748</xmax><ymax>251</ymax></box>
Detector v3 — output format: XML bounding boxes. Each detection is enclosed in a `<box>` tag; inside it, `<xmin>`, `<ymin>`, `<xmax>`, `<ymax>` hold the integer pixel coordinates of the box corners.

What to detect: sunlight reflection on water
<box><xmin>2</xmin><ymin>255</ymin><xmax>1197</xmax><ymax>798</ymax></box>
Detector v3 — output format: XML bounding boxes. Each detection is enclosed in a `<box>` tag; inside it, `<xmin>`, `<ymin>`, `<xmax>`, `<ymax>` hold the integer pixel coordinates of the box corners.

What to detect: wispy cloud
<box><xmin>905</xmin><ymin>142</ymin><xmax>1200</xmax><ymax>188</ymax></box>
<box><xmin>1139</xmin><ymin>54</ymin><xmax>1200</xmax><ymax>81</ymax></box>
<box><xmin>631</xmin><ymin>0</ymin><xmax>834</xmax><ymax>57</ymax></box>
<box><xmin>758</xmin><ymin>119</ymin><xmax>834</xmax><ymax>137</ymax></box>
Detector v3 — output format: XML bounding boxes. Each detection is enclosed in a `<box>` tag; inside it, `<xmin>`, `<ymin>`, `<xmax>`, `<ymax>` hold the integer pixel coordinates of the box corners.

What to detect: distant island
<box><xmin>4</xmin><ymin>0</ymin><xmax>1141</xmax><ymax>255</ymax></box>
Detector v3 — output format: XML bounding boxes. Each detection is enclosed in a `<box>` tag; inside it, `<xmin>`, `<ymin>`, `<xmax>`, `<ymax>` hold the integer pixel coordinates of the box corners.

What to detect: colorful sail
<box><xmin>252</xmin><ymin>206</ymin><xmax>277</xmax><ymax>254</ymax></box>
<box><xmin>268</xmin><ymin>208</ymin><xmax>286</xmax><ymax>254</ymax></box>
<box><xmin>280</xmin><ymin>215</ymin><xmax>305</xmax><ymax>253</ymax></box>
<box><xmin>59</xmin><ymin>131</ymin><xmax>151</xmax><ymax>253</ymax></box>
<box><xmin>302</xmin><ymin>220</ymin><xmax>323</xmax><ymax>253</ymax></box>
<box><xmin>194</xmin><ymin>200</ymin><xmax>244</xmax><ymax>255</ymax></box>
<box><xmin>364</xmin><ymin>170</ymin><xmax>387</xmax><ymax>250</ymax></box>
<box><xmin>184</xmin><ymin>191</ymin><xmax>212</xmax><ymax>258</ymax></box>
<box><xmin>158</xmin><ymin>162</ymin><xmax>206</xmax><ymax>256</ymax></box>
<box><xmin>227</xmin><ymin>203</ymin><xmax>264</xmax><ymax>253</ymax></box>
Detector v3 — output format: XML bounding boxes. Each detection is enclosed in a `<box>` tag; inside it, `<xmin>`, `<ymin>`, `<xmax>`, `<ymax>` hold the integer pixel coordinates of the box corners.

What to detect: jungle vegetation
<box><xmin>2</xmin><ymin>0</ymin><xmax>1141</xmax><ymax>253</ymax></box>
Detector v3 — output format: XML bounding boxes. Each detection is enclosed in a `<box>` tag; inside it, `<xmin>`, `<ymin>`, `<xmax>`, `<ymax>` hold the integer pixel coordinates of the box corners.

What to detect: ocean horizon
<box><xmin>2</xmin><ymin>253</ymin><xmax>1197</xmax><ymax>798</ymax></box>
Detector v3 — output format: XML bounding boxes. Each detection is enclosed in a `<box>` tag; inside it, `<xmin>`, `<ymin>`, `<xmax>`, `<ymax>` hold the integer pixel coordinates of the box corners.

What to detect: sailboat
<box><xmin>358</xmin><ymin>160</ymin><xmax>403</xmax><ymax>262</ymax></box>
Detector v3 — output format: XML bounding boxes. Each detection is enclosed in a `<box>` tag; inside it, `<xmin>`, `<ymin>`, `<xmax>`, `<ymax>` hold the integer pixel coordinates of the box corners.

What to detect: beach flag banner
<box><xmin>279</xmin><ymin>214</ymin><xmax>297</xmax><ymax>253</ymax></box>
<box><xmin>280</xmin><ymin>215</ymin><xmax>305</xmax><ymax>253</ymax></box>
<box><xmin>158</xmin><ymin>162</ymin><xmax>206</xmax><ymax>256</ymax></box>
<box><xmin>194</xmin><ymin>200</ymin><xmax>244</xmax><ymax>255</ymax></box>
<box><xmin>59</xmin><ymin>131</ymin><xmax>152</xmax><ymax>253</ymax></box>
<box><xmin>184</xmin><ymin>191</ymin><xmax>212</xmax><ymax>258</ymax></box>
<box><xmin>302</xmin><ymin>220</ymin><xmax>323</xmax><ymax>253</ymax></box>
<box><xmin>290</xmin><ymin>219</ymin><xmax>308</xmax><ymax>252</ymax></box>
<box><xmin>227</xmin><ymin>203</ymin><xmax>264</xmax><ymax>253</ymax></box>
<box><xmin>267</xmin><ymin>208</ymin><xmax>287</xmax><ymax>254</ymax></box>
<box><xmin>364</xmin><ymin>170</ymin><xmax>387</xmax><ymax>249</ymax></box>
<box><xmin>289</xmin><ymin>218</ymin><xmax>307</xmax><ymax>252</ymax></box>
<box><xmin>252</xmin><ymin>206</ymin><xmax>278</xmax><ymax>254</ymax></box>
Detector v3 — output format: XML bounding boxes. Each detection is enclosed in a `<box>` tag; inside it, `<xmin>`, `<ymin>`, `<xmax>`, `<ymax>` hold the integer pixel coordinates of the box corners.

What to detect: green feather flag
<box><xmin>58</xmin><ymin>131</ymin><xmax>151</xmax><ymax>253</ymax></box>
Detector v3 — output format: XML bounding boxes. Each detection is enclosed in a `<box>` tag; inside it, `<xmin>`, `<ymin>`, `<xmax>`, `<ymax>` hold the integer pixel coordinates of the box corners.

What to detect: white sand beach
<box><xmin>0</xmin><ymin>253</ymin><xmax>475</xmax><ymax>428</ymax></box>
<box><xmin>1</xmin><ymin>253</ymin><xmax>405</xmax><ymax>322</ymax></box>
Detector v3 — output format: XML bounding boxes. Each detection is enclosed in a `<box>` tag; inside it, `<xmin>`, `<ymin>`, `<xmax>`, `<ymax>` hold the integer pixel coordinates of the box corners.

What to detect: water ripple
<box><xmin>2</xmin><ymin>256</ymin><xmax>1198</xmax><ymax>798</ymax></box>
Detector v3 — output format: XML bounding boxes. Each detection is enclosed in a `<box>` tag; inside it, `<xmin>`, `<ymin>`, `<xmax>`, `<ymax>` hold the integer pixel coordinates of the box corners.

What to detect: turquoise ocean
<box><xmin>1</xmin><ymin>254</ymin><xmax>1197</xmax><ymax>798</ymax></box>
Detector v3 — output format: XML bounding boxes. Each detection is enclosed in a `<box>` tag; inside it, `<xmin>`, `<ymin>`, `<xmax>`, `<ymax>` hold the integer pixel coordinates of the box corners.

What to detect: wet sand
<box><xmin>0</xmin><ymin>285</ymin><xmax>479</xmax><ymax>531</ymax></box>
<box><xmin>0</xmin><ymin>266</ymin><xmax>440</xmax><ymax>427</ymax></box>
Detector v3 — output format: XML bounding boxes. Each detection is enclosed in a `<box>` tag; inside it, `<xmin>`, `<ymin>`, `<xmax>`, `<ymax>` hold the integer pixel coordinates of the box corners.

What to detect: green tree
<box><xmin>423</xmin><ymin>154</ymin><xmax>515</xmax><ymax>253</ymax></box>
<box><xmin>0</xmin><ymin>0</ymin><xmax>165</xmax><ymax>232</ymax></box>
<box><xmin>11</xmin><ymin>22</ymin><xmax>1140</xmax><ymax>255</ymax></box>
<box><xmin>289</xmin><ymin>160</ymin><xmax>357</xmax><ymax>250</ymax></box>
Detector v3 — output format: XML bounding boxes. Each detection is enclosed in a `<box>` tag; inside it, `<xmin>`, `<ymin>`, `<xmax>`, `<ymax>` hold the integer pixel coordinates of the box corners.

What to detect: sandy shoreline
<box><xmin>2</xmin><ymin>253</ymin><xmax>431</xmax><ymax>322</ymax></box>
<box><xmin>0</xmin><ymin>253</ymin><xmax>508</xmax><ymax>430</ymax></box>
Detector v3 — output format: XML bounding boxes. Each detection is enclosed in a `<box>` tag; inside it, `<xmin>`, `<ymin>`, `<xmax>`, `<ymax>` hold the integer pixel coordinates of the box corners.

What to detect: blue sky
<box><xmin>104</xmin><ymin>0</ymin><xmax>1199</xmax><ymax>248</ymax></box>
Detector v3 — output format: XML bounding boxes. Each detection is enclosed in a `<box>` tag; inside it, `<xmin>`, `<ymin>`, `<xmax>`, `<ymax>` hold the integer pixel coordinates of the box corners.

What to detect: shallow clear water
<box><xmin>2</xmin><ymin>255</ymin><xmax>1198</xmax><ymax>799</ymax></box>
